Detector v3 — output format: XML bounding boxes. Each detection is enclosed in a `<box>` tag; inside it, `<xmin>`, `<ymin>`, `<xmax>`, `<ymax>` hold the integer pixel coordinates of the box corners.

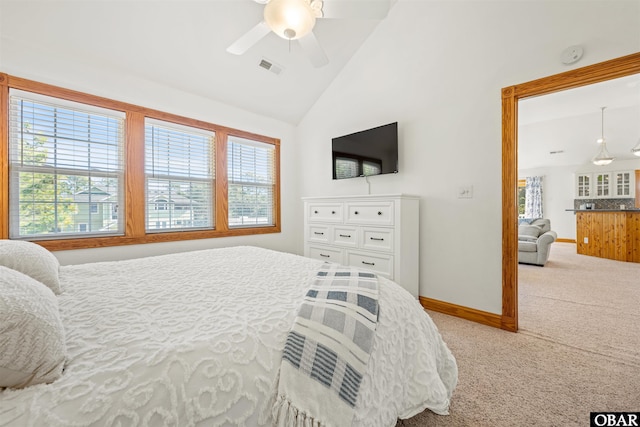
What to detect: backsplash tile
<box><xmin>573</xmin><ymin>198</ymin><xmax>636</xmax><ymax>210</ymax></box>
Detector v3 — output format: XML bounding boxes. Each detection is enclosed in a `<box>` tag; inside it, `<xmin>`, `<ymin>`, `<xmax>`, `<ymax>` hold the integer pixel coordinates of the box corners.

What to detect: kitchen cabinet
<box><xmin>576</xmin><ymin>210</ymin><xmax>640</xmax><ymax>262</ymax></box>
<box><xmin>613</xmin><ymin>171</ymin><xmax>633</xmax><ymax>197</ymax></box>
<box><xmin>575</xmin><ymin>170</ymin><xmax>635</xmax><ymax>199</ymax></box>
<box><xmin>575</xmin><ymin>173</ymin><xmax>592</xmax><ymax>198</ymax></box>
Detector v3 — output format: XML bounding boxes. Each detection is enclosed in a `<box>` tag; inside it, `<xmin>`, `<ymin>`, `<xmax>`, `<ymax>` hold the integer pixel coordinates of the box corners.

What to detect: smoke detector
<box><xmin>561</xmin><ymin>45</ymin><xmax>584</xmax><ymax>65</ymax></box>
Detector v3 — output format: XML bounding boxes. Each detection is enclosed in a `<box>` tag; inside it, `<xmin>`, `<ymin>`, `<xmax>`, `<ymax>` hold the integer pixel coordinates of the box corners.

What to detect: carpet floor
<box><xmin>398</xmin><ymin>242</ymin><xmax>640</xmax><ymax>426</ymax></box>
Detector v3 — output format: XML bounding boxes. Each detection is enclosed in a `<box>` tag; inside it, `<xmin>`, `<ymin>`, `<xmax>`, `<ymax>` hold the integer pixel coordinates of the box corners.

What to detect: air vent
<box><xmin>258</xmin><ymin>58</ymin><xmax>283</xmax><ymax>75</ymax></box>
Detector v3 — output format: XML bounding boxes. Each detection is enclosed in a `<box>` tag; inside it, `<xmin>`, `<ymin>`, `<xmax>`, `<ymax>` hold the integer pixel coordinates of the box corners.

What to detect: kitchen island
<box><xmin>566</xmin><ymin>209</ymin><xmax>640</xmax><ymax>262</ymax></box>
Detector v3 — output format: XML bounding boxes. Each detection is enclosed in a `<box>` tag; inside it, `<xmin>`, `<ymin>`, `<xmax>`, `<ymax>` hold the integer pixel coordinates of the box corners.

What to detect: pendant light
<box><xmin>592</xmin><ymin>106</ymin><xmax>614</xmax><ymax>166</ymax></box>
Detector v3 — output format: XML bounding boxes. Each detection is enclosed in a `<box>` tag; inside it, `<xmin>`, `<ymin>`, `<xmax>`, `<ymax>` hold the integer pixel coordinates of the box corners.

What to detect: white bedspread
<box><xmin>0</xmin><ymin>246</ymin><xmax>457</xmax><ymax>426</ymax></box>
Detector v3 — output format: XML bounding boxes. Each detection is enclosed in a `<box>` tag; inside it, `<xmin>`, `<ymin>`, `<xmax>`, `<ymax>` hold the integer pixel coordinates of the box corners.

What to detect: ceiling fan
<box><xmin>226</xmin><ymin>0</ymin><xmax>390</xmax><ymax>68</ymax></box>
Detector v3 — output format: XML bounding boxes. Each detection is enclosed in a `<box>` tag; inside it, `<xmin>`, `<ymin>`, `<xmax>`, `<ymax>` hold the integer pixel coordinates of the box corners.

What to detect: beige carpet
<box><xmin>398</xmin><ymin>242</ymin><xmax>640</xmax><ymax>426</ymax></box>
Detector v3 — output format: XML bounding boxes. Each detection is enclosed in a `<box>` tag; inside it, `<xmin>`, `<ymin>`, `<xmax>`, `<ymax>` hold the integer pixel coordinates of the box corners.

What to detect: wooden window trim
<box><xmin>0</xmin><ymin>73</ymin><xmax>281</xmax><ymax>251</ymax></box>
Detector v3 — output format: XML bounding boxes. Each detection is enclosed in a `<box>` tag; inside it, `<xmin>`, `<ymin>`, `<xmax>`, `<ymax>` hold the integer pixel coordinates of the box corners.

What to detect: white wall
<box><xmin>296</xmin><ymin>0</ymin><xmax>640</xmax><ymax>314</ymax></box>
<box><xmin>0</xmin><ymin>41</ymin><xmax>301</xmax><ymax>265</ymax></box>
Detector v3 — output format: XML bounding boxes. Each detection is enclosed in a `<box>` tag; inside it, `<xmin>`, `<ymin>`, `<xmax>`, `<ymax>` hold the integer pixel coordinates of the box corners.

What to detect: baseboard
<box><xmin>419</xmin><ymin>296</ymin><xmax>503</xmax><ymax>329</ymax></box>
<box><xmin>556</xmin><ymin>238</ymin><xmax>576</xmax><ymax>243</ymax></box>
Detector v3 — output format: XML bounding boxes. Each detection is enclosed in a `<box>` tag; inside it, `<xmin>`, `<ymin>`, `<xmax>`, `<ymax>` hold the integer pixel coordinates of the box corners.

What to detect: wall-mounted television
<box><xmin>332</xmin><ymin>122</ymin><xmax>398</xmax><ymax>180</ymax></box>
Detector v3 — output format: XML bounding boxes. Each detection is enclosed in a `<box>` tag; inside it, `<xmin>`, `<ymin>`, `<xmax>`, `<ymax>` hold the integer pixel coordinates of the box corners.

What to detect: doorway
<box><xmin>500</xmin><ymin>52</ymin><xmax>640</xmax><ymax>332</ymax></box>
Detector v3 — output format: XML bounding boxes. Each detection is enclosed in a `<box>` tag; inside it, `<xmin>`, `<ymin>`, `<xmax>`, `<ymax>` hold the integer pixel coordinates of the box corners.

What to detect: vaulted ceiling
<box><xmin>519</xmin><ymin>73</ymin><xmax>640</xmax><ymax>170</ymax></box>
<box><xmin>2</xmin><ymin>0</ymin><xmax>639</xmax><ymax>167</ymax></box>
<box><xmin>0</xmin><ymin>0</ymin><xmax>392</xmax><ymax>124</ymax></box>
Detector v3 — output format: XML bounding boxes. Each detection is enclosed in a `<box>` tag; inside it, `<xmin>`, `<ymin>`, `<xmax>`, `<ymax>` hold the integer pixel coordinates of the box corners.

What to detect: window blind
<box><xmin>363</xmin><ymin>160</ymin><xmax>382</xmax><ymax>176</ymax></box>
<box><xmin>227</xmin><ymin>136</ymin><xmax>275</xmax><ymax>227</ymax></box>
<box><xmin>145</xmin><ymin>119</ymin><xmax>215</xmax><ymax>232</ymax></box>
<box><xmin>335</xmin><ymin>157</ymin><xmax>359</xmax><ymax>179</ymax></box>
<box><xmin>8</xmin><ymin>90</ymin><xmax>125</xmax><ymax>239</ymax></box>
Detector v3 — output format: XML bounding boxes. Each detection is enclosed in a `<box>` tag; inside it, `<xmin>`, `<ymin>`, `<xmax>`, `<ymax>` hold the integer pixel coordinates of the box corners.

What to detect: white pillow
<box><xmin>0</xmin><ymin>266</ymin><xmax>66</xmax><ymax>389</ymax></box>
<box><xmin>0</xmin><ymin>240</ymin><xmax>61</xmax><ymax>294</ymax></box>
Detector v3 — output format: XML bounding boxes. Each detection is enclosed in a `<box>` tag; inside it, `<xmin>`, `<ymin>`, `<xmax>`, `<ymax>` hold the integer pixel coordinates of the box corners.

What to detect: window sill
<box><xmin>35</xmin><ymin>225</ymin><xmax>281</xmax><ymax>252</ymax></box>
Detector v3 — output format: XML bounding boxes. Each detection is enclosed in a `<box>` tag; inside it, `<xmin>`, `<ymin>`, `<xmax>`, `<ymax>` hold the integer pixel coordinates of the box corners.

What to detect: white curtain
<box><xmin>524</xmin><ymin>176</ymin><xmax>543</xmax><ymax>218</ymax></box>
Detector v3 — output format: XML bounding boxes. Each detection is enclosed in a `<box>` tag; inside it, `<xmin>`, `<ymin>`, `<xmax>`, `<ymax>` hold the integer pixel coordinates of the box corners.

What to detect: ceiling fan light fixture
<box><xmin>592</xmin><ymin>106</ymin><xmax>615</xmax><ymax>166</ymax></box>
<box><xmin>264</xmin><ymin>0</ymin><xmax>316</xmax><ymax>40</ymax></box>
<box><xmin>632</xmin><ymin>138</ymin><xmax>640</xmax><ymax>157</ymax></box>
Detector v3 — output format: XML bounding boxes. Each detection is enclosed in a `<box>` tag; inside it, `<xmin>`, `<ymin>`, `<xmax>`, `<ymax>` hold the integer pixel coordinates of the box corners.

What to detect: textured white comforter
<box><xmin>0</xmin><ymin>246</ymin><xmax>457</xmax><ymax>426</ymax></box>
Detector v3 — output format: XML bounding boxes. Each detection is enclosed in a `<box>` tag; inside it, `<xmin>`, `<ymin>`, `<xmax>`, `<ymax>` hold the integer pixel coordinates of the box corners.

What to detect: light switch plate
<box><xmin>458</xmin><ymin>185</ymin><xmax>473</xmax><ymax>199</ymax></box>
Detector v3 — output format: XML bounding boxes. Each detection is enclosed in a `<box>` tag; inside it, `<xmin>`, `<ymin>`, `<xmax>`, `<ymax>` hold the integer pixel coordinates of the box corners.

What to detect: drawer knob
<box><xmin>331</xmin><ymin>211</ymin><xmax>336</xmax><ymax>214</ymax></box>
<box><xmin>362</xmin><ymin>261</ymin><xmax>375</xmax><ymax>266</ymax></box>
<box><xmin>354</xmin><ymin>211</ymin><xmax>359</xmax><ymax>215</ymax></box>
<box><xmin>314</xmin><ymin>210</ymin><xmax>318</xmax><ymax>214</ymax></box>
<box><xmin>339</xmin><ymin>234</ymin><xmax>351</xmax><ymax>238</ymax></box>
<box><xmin>314</xmin><ymin>232</ymin><xmax>324</xmax><ymax>235</ymax></box>
<box><xmin>320</xmin><ymin>254</ymin><xmax>330</xmax><ymax>258</ymax></box>
<box><xmin>378</xmin><ymin>211</ymin><xmax>382</xmax><ymax>215</ymax></box>
<box><xmin>370</xmin><ymin>237</ymin><xmax>384</xmax><ymax>241</ymax></box>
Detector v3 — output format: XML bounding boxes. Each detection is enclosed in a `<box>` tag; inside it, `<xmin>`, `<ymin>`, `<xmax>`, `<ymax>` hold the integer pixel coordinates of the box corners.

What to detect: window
<box><xmin>228</xmin><ymin>136</ymin><xmax>275</xmax><ymax>227</ymax></box>
<box><xmin>363</xmin><ymin>160</ymin><xmax>382</xmax><ymax>176</ymax></box>
<box><xmin>1</xmin><ymin>74</ymin><xmax>280</xmax><ymax>250</ymax></box>
<box><xmin>517</xmin><ymin>179</ymin><xmax>526</xmax><ymax>217</ymax></box>
<box><xmin>8</xmin><ymin>90</ymin><xmax>124</xmax><ymax>240</ymax></box>
<box><xmin>145</xmin><ymin>119</ymin><xmax>214</xmax><ymax>232</ymax></box>
<box><xmin>333</xmin><ymin>154</ymin><xmax>382</xmax><ymax>179</ymax></box>
<box><xmin>335</xmin><ymin>157</ymin><xmax>358</xmax><ymax>179</ymax></box>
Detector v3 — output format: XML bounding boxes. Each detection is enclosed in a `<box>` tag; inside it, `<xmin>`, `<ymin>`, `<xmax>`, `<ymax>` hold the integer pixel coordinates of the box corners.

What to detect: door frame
<box><xmin>501</xmin><ymin>52</ymin><xmax>640</xmax><ymax>332</ymax></box>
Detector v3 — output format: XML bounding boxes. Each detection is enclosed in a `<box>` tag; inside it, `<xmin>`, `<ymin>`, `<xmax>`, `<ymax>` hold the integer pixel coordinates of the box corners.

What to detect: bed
<box><xmin>0</xmin><ymin>244</ymin><xmax>457</xmax><ymax>426</ymax></box>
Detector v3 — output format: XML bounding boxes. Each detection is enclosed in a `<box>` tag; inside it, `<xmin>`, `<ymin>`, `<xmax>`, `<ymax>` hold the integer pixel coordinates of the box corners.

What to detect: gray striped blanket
<box><xmin>272</xmin><ymin>263</ymin><xmax>379</xmax><ymax>427</ymax></box>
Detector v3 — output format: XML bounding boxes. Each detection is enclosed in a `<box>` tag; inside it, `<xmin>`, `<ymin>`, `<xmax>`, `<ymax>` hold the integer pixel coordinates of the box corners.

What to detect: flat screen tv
<box><xmin>332</xmin><ymin>122</ymin><xmax>398</xmax><ymax>180</ymax></box>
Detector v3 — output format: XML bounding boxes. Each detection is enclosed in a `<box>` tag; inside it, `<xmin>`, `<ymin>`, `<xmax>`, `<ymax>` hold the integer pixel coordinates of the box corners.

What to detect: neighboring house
<box><xmin>74</xmin><ymin>187</ymin><xmax>206</xmax><ymax>232</ymax></box>
<box><xmin>147</xmin><ymin>193</ymin><xmax>205</xmax><ymax>230</ymax></box>
<box><xmin>73</xmin><ymin>187</ymin><xmax>117</xmax><ymax>233</ymax></box>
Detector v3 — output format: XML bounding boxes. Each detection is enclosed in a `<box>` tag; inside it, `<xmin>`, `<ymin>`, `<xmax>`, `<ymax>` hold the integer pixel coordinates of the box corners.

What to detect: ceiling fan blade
<box><xmin>298</xmin><ymin>32</ymin><xmax>329</xmax><ymax>68</ymax></box>
<box><xmin>226</xmin><ymin>21</ymin><xmax>271</xmax><ymax>55</ymax></box>
<box><xmin>320</xmin><ymin>0</ymin><xmax>389</xmax><ymax>19</ymax></box>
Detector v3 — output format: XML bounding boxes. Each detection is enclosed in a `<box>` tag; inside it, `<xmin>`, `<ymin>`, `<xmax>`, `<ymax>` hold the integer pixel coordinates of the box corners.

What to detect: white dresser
<box><xmin>302</xmin><ymin>194</ymin><xmax>419</xmax><ymax>298</ymax></box>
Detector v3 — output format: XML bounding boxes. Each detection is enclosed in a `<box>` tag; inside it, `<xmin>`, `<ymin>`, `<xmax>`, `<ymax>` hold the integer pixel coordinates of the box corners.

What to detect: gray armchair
<box><xmin>518</xmin><ymin>218</ymin><xmax>557</xmax><ymax>266</ymax></box>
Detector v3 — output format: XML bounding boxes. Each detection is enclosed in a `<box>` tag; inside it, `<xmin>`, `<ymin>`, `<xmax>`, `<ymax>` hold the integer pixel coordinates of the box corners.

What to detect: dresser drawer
<box><xmin>345</xmin><ymin>201</ymin><xmax>394</xmax><ymax>225</ymax></box>
<box><xmin>308</xmin><ymin>203</ymin><xmax>343</xmax><ymax>223</ymax></box>
<box><xmin>303</xmin><ymin>195</ymin><xmax>418</xmax><ymax>298</ymax></box>
<box><xmin>308</xmin><ymin>225</ymin><xmax>331</xmax><ymax>243</ymax></box>
<box><xmin>361</xmin><ymin>227</ymin><xmax>394</xmax><ymax>252</ymax></box>
<box><xmin>307</xmin><ymin>246</ymin><xmax>343</xmax><ymax>264</ymax></box>
<box><xmin>332</xmin><ymin>226</ymin><xmax>358</xmax><ymax>247</ymax></box>
<box><xmin>346</xmin><ymin>251</ymin><xmax>393</xmax><ymax>279</ymax></box>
